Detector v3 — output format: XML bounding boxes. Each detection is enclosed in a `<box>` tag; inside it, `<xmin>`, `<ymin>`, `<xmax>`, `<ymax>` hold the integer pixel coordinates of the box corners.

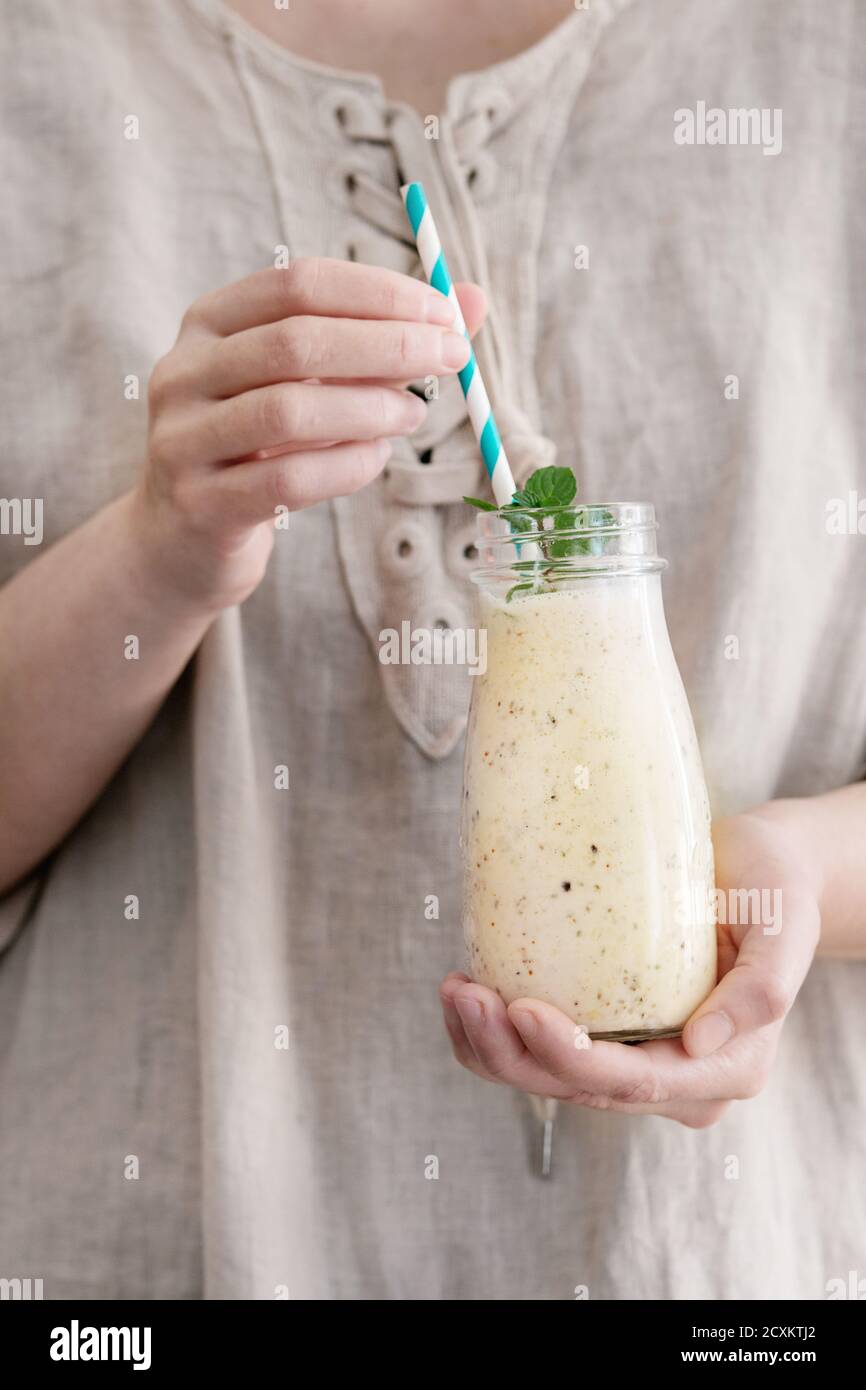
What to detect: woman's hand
<box><xmin>134</xmin><ymin>258</ymin><xmax>484</xmax><ymax>613</ymax></box>
<box><xmin>0</xmin><ymin>260</ymin><xmax>486</xmax><ymax>890</ymax></box>
<box><xmin>440</xmin><ymin>806</ymin><xmax>822</xmax><ymax>1127</ymax></box>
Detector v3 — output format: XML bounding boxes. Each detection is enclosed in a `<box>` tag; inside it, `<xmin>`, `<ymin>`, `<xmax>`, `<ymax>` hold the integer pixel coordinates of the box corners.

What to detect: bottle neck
<box><xmin>471</xmin><ymin>501</ymin><xmax>666</xmax><ymax>598</ymax></box>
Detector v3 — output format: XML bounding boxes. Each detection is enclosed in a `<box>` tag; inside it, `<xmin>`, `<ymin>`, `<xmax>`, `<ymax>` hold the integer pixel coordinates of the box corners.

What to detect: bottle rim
<box><xmin>475</xmin><ymin>500</ymin><xmax>656</xmax><ymax>525</ymax></box>
<box><xmin>470</xmin><ymin>500</ymin><xmax>667</xmax><ymax>584</ymax></box>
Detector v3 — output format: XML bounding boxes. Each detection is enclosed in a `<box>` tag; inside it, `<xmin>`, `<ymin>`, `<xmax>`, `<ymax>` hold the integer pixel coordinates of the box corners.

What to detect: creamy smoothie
<box><xmin>461</xmin><ymin>574</ymin><xmax>717</xmax><ymax>1039</ymax></box>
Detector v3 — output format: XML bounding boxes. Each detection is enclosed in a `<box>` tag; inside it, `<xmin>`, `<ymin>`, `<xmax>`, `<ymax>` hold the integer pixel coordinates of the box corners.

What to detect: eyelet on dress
<box><xmin>446</xmin><ymin>522</ymin><xmax>483</xmax><ymax>577</ymax></box>
<box><xmin>417</xmin><ymin>598</ymin><xmax>468</xmax><ymax>642</ymax></box>
<box><xmin>378</xmin><ymin>518</ymin><xmax>432</xmax><ymax>580</ymax></box>
<box><xmin>473</xmin><ymin>84</ymin><xmax>513</xmax><ymax>128</ymax></box>
<box><xmin>462</xmin><ymin>151</ymin><xmax>497</xmax><ymax>200</ymax></box>
<box><xmin>316</xmin><ymin>88</ymin><xmax>372</xmax><ymax>138</ymax></box>
<box><xmin>325</xmin><ymin>158</ymin><xmax>365</xmax><ymax>210</ymax></box>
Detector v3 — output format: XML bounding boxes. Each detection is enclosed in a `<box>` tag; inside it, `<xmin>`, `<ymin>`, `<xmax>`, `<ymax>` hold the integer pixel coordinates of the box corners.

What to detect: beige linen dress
<box><xmin>0</xmin><ymin>0</ymin><xmax>864</xmax><ymax>1298</ymax></box>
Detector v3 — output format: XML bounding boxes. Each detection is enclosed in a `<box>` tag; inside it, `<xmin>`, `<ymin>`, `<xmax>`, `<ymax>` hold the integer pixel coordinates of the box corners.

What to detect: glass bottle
<box><xmin>461</xmin><ymin>502</ymin><xmax>716</xmax><ymax>1042</ymax></box>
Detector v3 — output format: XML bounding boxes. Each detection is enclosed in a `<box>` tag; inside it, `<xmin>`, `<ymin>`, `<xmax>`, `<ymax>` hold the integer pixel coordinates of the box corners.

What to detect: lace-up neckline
<box><xmin>190</xmin><ymin>0</ymin><xmax>598</xmax><ymax>501</ymax></box>
<box><xmin>186</xmin><ymin>0</ymin><xmax>622</xmax><ymax>757</ymax></box>
<box><xmin>323</xmin><ymin>91</ymin><xmax>559</xmax><ymax>503</ymax></box>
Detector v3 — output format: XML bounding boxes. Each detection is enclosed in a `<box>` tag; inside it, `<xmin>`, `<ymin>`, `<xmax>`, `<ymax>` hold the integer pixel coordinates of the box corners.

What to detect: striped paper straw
<box><xmin>401</xmin><ymin>181</ymin><xmax>516</xmax><ymax>508</ymax></box>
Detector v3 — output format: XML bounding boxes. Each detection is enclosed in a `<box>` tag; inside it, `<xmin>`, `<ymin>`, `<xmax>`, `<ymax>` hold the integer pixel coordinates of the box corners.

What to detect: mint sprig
<box><xmin>463</xmin><ymin>465</ymin><xmax>577</xmax><ymax>515</ymax></box>
<box><xmin>464</xmin><ymin>466</ymin><xmax>616</xmax><ymax>600</ymax></box>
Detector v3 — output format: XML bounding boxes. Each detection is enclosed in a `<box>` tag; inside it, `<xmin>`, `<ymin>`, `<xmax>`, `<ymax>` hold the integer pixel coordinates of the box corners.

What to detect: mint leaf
<box><xmin>462</xmin><ymin>495</ymin><xmax>498</xmax><ymax>511</ymax></box>
<box><xmin>513</xmin><ymin>466</ymin><xmax>577</xmax><ymax>510</ymax></box>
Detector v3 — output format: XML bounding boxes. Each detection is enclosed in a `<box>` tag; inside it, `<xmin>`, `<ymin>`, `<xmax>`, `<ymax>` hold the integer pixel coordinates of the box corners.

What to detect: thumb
<box><xmin>454</xmin><ymin>282</ymin><xmax>487</xmax><ymax>339</ymax></box>
<box><xmin>682</xmin><ymin>894</ymin><xmax>820</xmax><ymax>1059</ymax></box>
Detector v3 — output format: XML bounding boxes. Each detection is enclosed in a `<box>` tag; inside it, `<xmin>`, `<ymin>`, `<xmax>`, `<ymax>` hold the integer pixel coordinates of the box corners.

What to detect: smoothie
<box><xmin>461</xmin><ymin>574</ymin><xmax>717</xmax><ymax>1040</ymax></box>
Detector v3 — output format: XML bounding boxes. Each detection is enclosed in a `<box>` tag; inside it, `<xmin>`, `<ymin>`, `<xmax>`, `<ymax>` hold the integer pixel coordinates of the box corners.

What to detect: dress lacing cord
<box><xmin>328</xmin><ymin>94</ymin><xmax>504</xmax><ymax>259</ymax></box>
<box><xmin>327</xmin><ymin>97</ymin><xmax>557</xmax><ymax>501</ymax></box>
<box><xmin>225</xmin><ymin>20</ymin><xmax>556</xmax><ymax>503</ymax></box>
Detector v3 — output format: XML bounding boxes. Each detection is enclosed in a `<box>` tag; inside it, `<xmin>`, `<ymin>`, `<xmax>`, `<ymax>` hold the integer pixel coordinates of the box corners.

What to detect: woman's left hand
<box><xmin>440</xmin><ymin>806</ymin><xmax>821</xmax><ymax>1127</ymax></box>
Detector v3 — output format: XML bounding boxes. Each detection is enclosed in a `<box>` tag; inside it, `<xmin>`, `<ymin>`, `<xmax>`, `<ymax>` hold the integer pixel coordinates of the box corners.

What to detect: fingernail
<box><xmin>441</xmin><ymin>331</ymin><xmax>470</xmax><ymax>369</ymax></box>
<box><xmin>688</xmin><ymin>1011</ymin><xmax>733</xmax><ymax>1057</ymax></box>
<box><xmin>511</xmin><ymin>1008</ymin><xmax>538</xmax><ymax>1039</ymax></box>
<box><xmin>455</xmin><ymin>996</ymin><xmax>484</xmax><ymax>1026</ymax></box>
<box><xmin>424</xmin><ymin>290</ymin><xmax>455</xmax><ymax>325</ymax></box>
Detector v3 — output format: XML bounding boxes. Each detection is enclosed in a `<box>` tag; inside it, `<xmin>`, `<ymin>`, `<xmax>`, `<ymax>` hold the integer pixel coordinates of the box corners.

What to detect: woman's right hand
<box><xmin>0</xmin><ymin>258</ymin><xmax>485</xmax><ymax>890</ymax></box>
<box><xmin>134</xmin><ymin>258</ymin><xmax>483</xmax><ymax>613</ymax></box>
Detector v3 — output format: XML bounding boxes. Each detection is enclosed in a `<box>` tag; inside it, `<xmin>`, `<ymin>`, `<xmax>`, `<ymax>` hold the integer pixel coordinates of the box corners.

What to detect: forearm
<box><xmin>0</xmin><ymin>489</ymin><xmax>213</xmax><ymax>891</ymax></box>
<box><xmin>754</xmin><ymin>784</ymin><xmax>866</xmax><ymax>958</ymax></box>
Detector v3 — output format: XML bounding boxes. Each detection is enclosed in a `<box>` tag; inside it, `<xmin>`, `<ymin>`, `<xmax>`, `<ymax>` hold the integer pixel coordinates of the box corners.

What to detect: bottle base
<box><xmin>589</xmin><ymin>1025</ymin><xmax>684</xmax><ymax>1045</ymax></box>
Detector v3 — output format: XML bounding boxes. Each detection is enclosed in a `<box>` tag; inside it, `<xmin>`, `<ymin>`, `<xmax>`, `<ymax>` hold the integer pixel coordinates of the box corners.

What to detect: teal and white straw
<box><xmin>401</xmin><ymin>181</ymin><xmax>516</xmax><ymax>509</ymax></box>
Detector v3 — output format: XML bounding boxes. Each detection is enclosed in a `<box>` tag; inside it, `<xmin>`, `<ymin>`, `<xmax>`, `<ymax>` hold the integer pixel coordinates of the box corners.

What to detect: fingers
<box><xmin>507</xmin><ymin>999</ymin><xmax>670</xmax><ymax>1105</ymax></box>
<box><xmin>439</xmin><ymin>974</ymin><xmax>484</xmax><ymax>1075</ymax></box>
<box><xmin>439</xmin><ymin>974</ymin><xmax>764</xmax><ymax>1107</ymax></box>
<box><xmin>508</xmin><ymin>1000</ymin><xmax>780</xmax><ymax>1107</ymax></box>
<box><xmin>195</xmin><ymin>437</ymin><xmax>393</xmax><ymax>522</ymax></box>
<box><xmin>197</xmin><ymin>317</ymin><xmax>470</xmax><ymax>397</ymax></box>
<box><xmin>440</xmin><ymin>978</ymin><xmax>676</xmax><ymax>1103</ymax></box>
<box><xmin>682</xmin><ymin>895</ymin><xmax>820</xmax><ymax>1060</ymax></box>
<box><xmin>155</xmin><ymin>382</ymin><xmax>426</xmax><ymax>468</ymax></box>
<box><xmin>440</xmin><ymin>977</ymin><xmax>560</xmax><ymax>1094</ymax></box>
<box><xmin>186</xmin><ymin>259</ymin><xmax>456</xmax><ymax>336</ymax></box>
